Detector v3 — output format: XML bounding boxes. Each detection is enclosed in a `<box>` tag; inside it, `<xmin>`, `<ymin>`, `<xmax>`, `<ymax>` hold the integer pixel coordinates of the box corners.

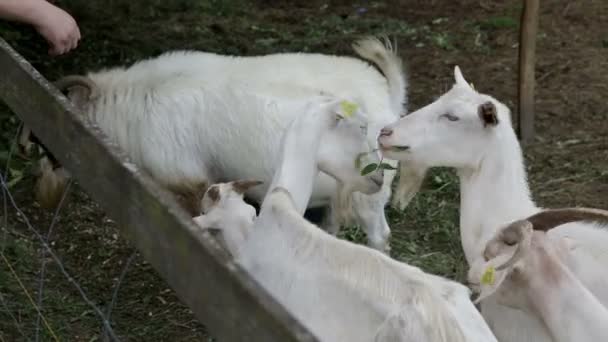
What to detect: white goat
<box><xmin>198</xmin><ymin>96</ymin><xmax>497</xmax><ymax>342</ymax></box>
<box><xmin>469</xmin><ymin>209</ymin><xmax>608</xmax><ymax>342</ymax></box>
<box><xmin>27</xmin><ymin>37</ymin><xmax>410</xmax><ymax>252</ymax></box>
<box><xmin>192</xmin><ymin>179</ymin><xmax>262</xmax><ymax>255</ymax></box>
<box><xmin>378</xmin><ymin>66</ymin><xmax>608</xmax><ymax>342</ymax></box>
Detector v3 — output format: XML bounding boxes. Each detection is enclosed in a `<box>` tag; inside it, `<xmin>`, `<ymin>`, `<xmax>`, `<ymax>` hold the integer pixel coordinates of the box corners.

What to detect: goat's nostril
<box><xmin>379</xmin><ymin>128</ymin><xmax>393</xmax><ymax>137</ymax></box>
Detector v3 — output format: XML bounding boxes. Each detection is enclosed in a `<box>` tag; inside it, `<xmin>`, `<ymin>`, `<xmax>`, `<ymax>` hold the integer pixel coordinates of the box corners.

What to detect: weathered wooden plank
<box><xmin>0</xmin><ymin>38</ymin><xmax>317</xmax><ymax>342</ymax></box>
<box><xmin>517</xmin><ymin>0</ymin><xmax>540</xmax><ymax>144</ymax></box>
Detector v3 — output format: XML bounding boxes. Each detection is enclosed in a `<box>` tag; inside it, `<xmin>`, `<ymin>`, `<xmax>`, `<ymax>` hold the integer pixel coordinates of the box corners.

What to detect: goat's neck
<box><xmin>458</xmin><ymin>129</ymin><xmax>537</xmax><ymax>265</ymax></box>
<box><xmin>527</xmin><ymin>257</ymin><xmax>608</xmax><ymax>342</ymax></box>
<box><xmin>267</xmin><ymin>115</ymin><xmax>329</xmax><ymax>214</ymax></box>
<box><xmin>250</xmin><ymin>113</ymin><xmax>330</xmax><ymax>262</ymax></box>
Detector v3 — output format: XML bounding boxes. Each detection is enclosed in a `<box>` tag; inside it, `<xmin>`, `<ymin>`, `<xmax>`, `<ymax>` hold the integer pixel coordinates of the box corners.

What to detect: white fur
<box><xmin>193</xmin><ymin>181</ymin><xmax>258</xmax><ymax>255</ymax></box>
<box><xmin>379</xmin><ymin>66</ymin><xmax>608</xmax><ymax>342</ymax></box>
<box><xmin>61</xmin><ymin>38</ymin><xmax>408</xmax><ymax>251</ymax></box>
<box><xmin>469</xmin><ymin>225</ymin><xmax>608</xmax><ymax>342</ymax></box>
<box><xmin>203</xmin><ymin>98</ymin><xmax>497</xmax><ymax>342</ymax></box>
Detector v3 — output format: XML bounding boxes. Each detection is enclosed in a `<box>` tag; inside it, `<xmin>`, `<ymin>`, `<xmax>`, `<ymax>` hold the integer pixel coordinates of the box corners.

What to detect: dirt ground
<box><xmin>0</xmin><ymin>0</ymin><xmax>606</xmax><ymax>340</ymax></box>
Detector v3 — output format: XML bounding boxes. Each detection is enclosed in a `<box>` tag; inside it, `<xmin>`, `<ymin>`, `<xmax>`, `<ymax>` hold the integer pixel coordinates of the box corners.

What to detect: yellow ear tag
<box><xmin>470</xmin><ymin>82</ymin><xmax>475</xmax><ymax>90</ymax></box>
<box><xmin>340</xmin><ymin>100</ymin><xmax>358</xmax><ymax>118</ymax></box>
<box><xmin>481</xmin><ymin>266</ymin><xmax>496</xmax><ymax>285</ymax></box>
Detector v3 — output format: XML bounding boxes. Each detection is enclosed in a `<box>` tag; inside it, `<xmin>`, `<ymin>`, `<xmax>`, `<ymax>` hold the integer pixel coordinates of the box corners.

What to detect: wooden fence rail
<box><xmin>0</xmin><ymin>38</ymin><xmax>318</xmax><ymax>342</ymax></box>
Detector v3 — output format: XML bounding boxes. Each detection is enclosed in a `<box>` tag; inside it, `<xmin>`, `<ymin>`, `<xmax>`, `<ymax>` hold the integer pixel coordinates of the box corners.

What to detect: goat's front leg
<box><xmin>352</xmin><ymin>191</ymin><xmax>391</xmax><ymax>254</ymax></box>
<box><xmin>320</xmin><ymin>205</ymin><xmax>341</xmax><ymax>236</ymax></box>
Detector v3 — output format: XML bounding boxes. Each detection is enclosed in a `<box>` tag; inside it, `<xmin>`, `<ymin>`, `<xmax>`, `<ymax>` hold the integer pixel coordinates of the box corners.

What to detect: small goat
<box><xmin>378</xmin><ymin>66</ymin><xmax>608</xmax><ymax>342</ymax></box>
<box><xmin>469</xmin><ymin>208</ymin><xmax>608</xmax><ymax>342</ymax></box>
<box><xmin>23</xmin><ymin>37</ymin><xmax>412</xmax><ymax>252</ymax></box>
<box><xmin>193</xmin><ymin>179</ymin><xmax>262</xmax><ymax>255</ymax></box>
<box><xmin>199</xmin><ymin>96</ymin><xmax>497</xmax><ymax>342</ymax></box>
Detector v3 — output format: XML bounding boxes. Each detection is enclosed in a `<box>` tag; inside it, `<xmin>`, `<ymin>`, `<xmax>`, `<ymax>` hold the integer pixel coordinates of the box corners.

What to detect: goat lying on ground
<box><xmin>195</xmin><ymin>96</ymin><xmax>498</xmax><ymax>342</ymax></box>
<box><xmin>469</xmin><ymin>208</ymin><xmax>608</xmax><ymax>342</ymax></box>
<box><xmin>378</xmin><ymin>66</ymin><xmax>608</xmax><ymax>342</ymax></box>
<box><xmin>21</xmin><ymin>37</ymin><xmax>414</xmax><ymax>252</ymax></box>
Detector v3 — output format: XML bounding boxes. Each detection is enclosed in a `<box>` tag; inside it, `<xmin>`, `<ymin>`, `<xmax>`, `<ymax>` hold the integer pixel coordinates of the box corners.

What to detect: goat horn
<box><xmin>495</xmin><ymin>220</ymin><xmax>533</xmax><ymax>271</ymax></box>
<box><xmin>54</xmin><ymin>75</ymin><xmax>99</xmax><ymax>100</ymax></box>
<box><xmin>526</xmin><ymin>207</ymin><xmax>608</xmax><ymax>232</ymax></box>
<box><xmin>231</xmin><ymin>180</ymin><xmax>263</xmax><ymax>194</ymax></box>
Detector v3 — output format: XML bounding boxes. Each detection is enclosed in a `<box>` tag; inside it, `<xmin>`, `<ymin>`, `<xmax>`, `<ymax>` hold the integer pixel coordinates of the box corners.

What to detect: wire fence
<box><xmin>0</xmin><ymin>125</ymin><xmax>131</xmax><ymax>341</ymax></box>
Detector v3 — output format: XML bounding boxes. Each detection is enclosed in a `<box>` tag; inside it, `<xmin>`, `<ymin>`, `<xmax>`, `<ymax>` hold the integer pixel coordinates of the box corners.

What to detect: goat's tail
<box><xmin>352</xmin><ymin>36</ymin><xmax>407</xmax><ymax>116</ymax></box>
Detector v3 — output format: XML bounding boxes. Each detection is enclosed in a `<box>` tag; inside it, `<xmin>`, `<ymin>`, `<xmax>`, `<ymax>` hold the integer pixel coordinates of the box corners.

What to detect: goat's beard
<box><xmin>332</xmin><ymin>183</ymin><xmax>358</xmax><ymax>226</ymax></box>
<box><xmin>392</xmin><ymin>163</ymin><xmax>427</xmax><ymax>210</ymax></box>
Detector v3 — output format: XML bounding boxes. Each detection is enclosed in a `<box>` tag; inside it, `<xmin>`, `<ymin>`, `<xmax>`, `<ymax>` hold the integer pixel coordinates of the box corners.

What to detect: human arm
<box><xmin>0</xmin><ymin>0</ymin><xmax>80</xmax><ymax>55</ymax></box>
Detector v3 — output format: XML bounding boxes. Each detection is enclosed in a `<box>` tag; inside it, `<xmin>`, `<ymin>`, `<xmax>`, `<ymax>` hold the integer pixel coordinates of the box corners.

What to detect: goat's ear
<box><xmin>334</xmin><ymin>100</ymin><xmax>359</xmax><ymax>121</ymax></box>
<box><xmin>194</xmin><ymin>182</ymin><xmax>208</xmax><ymax>202</ymax></box>
<box><xmin>206</xmin><ymin>186</ymin><xmax>221</xmax><ymax>203</ymax></box>
<box><xmin>478</xmin><ymin>101</ymin><xmax>499</xmax><ymax>127</ymax></box>
<box><xmin>231</xmin><ymin>180</ymin><xmax>263</xmax><ymax>195</ymax></box>
<box><xmin>471</xmin><ymin>258</ymin><xmax>510</xmax><ymax>305</ymax></box>
<box><xmin>200</xmin><ymin>185</ymin><xmax>222</xmax><ymax>215</ymax></box>
<box><xmin>454</xmin><ymin>66</ymin><xmax>474</xmax><ymax>92</ymax></box>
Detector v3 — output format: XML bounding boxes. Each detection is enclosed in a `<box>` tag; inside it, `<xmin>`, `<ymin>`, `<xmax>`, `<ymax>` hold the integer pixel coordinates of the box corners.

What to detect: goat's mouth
<box><xmin>466</xmin><ymin>281</ymin><xmax>481</xmax><ymax>292</ymax></box>
<box><xmin>389</xmin><ymin>145</ymin><xmax>410</xmax><ymax>152</ymax></box>
<box><xmin>379</xmin><ymin>143</ymin><xmax>410</xmax><ymax>153</ymax></box>
<box><xmin>370</xmin><ymin>175</ymin><xmax>383</xmax><ymax>187</ymax></box>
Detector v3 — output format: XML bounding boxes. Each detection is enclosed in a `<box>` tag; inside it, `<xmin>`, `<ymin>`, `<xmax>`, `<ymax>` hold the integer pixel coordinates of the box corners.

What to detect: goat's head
<box><xmin>194</xmin><ymin>180</ymin><xmax>262</xmax><ymax>254</ymax></box>
<box><xmin>468</xmin><ymin>207</ymin><xmax>608</xmax><ymax>311</ymax></box>
<box><xmin>199</xmin><ymin>179</ymin><xmax>262</xmax><ymax>219</ymax></box>
<box><xmin>311</xmin><ymin>97</ymin><xmax>385</xmax><ymax>197</ymax></box>
<box><xmin>377</xmin><ymin>66</ymin><xmax>511</xmax><ymax>169</ymax></box>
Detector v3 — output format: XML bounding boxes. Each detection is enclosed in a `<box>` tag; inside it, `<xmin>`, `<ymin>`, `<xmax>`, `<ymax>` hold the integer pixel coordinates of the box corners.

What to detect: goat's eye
<box><xmin>441</xmin><ymin>113</ymin><xmax>459</xmax><ymax>122</ymax></box>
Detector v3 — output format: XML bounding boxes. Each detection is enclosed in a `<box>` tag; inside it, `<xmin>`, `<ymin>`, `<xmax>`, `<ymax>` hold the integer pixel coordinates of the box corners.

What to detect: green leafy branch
<box><xmin>356</xmin><ymin>149</ymin><xmax>397</xmax><ymax>176</ymax></box>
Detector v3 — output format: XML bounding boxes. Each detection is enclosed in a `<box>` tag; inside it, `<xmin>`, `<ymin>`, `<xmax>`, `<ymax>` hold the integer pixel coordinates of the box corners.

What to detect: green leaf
<box><xmin>360</xmin><ymin>163</ymin><xmax>378</xmax><ymax>176</ymax></box>
<box><xmin>378</xmin><ymin>163</ymin><xmax>397</xmax><ymax>170</ymax></box>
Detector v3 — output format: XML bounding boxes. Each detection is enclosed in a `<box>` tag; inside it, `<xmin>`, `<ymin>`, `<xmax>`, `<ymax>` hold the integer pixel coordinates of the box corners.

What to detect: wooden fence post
<box><xmin>518</xmin><ymin>0</ymin><xmax>540</xmax><ymax>144</ymax></box>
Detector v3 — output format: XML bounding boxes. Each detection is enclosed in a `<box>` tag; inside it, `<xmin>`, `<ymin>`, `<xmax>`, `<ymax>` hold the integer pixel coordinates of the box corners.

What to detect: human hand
<box><xmin>31</xmin><ymin>1</ymin><xmax>80</xmax><ymax>55</ymax></box>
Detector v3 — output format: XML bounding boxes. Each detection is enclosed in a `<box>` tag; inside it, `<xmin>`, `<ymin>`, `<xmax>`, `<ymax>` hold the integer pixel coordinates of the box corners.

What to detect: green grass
<box><xmin>479</xmin><ymin>16</ymin><xmax>519</xmax><ymax>30</ymax></box>
<box><xmin>341</xmin><ymin>168</ymin><xmax>465</xmax><ymax>280</ymax></box>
